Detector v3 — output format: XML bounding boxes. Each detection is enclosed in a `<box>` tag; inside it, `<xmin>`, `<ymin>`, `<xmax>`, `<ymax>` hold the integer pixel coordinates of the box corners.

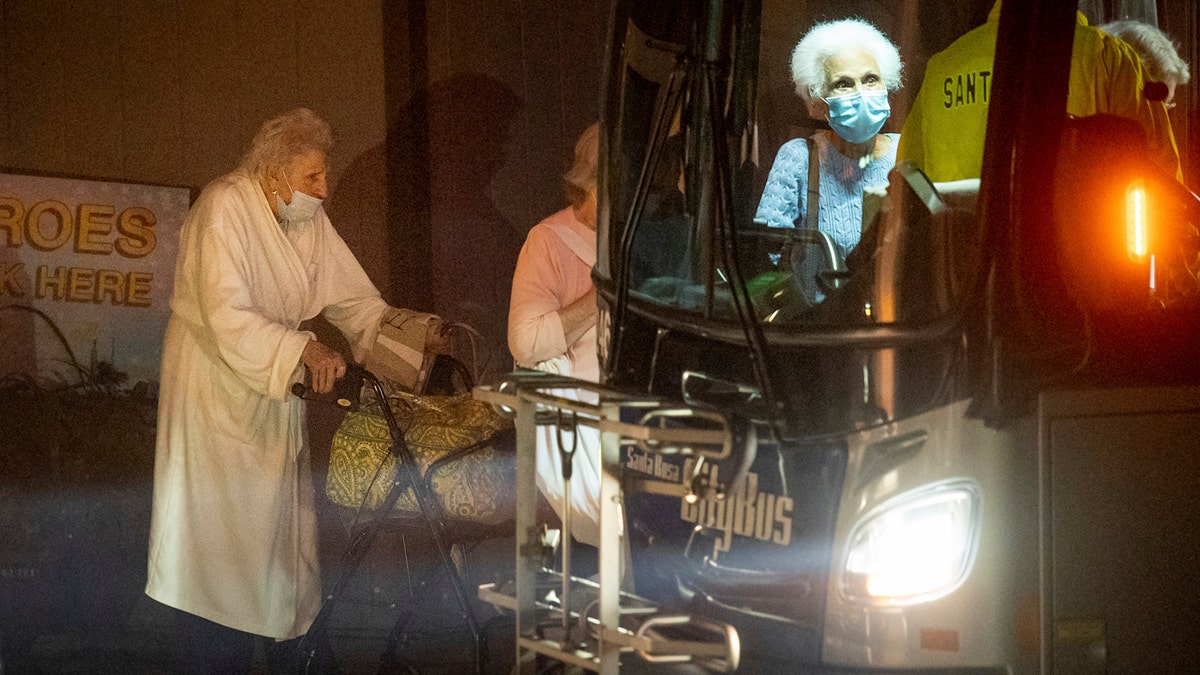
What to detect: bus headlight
<box><xmin>840</xmin><ymin>480</ymin><xmax>982</xmax><ymax>606</ymax></box>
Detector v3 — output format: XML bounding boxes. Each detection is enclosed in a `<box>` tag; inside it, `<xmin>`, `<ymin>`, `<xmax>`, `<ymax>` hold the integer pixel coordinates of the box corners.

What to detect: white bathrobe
<box><xmin>145</xmin><ymin>169</ymin><xmax>390</xmax><ymax>639</ymax></box>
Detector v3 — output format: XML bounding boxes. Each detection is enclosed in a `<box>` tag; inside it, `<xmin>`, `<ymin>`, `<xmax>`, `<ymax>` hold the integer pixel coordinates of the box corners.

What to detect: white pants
<box><xmin>535</xmin><ymin>397</ymin><xmax>603</xmax><ymax>547</ymax></box>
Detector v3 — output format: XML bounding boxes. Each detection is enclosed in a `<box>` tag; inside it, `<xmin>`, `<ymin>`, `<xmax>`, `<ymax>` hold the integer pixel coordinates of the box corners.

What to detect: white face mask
<box><xmin>276</xmin><ymin>174</ymin><xmax>323</xmax><ymax>224</ymax></box>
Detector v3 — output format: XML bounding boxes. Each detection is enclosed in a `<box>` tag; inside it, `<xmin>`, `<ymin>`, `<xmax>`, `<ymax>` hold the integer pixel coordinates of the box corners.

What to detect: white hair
<box><xmin>1100</xmin><ymin>20</ymin><xmax>1190</xmax><ymax>88</ymax></box>
<box><xmin>239</xmin><ymin>107</ymin><xmax>333</xmax><ymax>179</ymax></box>
<box><xmin>564</xmin><ymin>122</ymin><xmax>600</xmax><ymax>208</ymax></box>
<box><xmin>790</xmin><ymin>18</ymin><xmax>903</xmax><ymax>102</ymax></box>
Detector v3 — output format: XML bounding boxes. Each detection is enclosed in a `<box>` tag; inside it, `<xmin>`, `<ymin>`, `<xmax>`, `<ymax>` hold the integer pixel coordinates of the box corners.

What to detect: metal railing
<box><xmin>474</xmin><ymin>369</ymin><xmax>741</xmax><ymax>674</ymax></box>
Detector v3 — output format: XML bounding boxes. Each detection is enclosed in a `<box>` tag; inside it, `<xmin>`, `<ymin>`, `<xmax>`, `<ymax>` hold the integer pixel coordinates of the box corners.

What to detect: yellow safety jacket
<box><xmin>897</xmin><ymin>1</ymin><xmax>1181</xmax><ymax>183</ymax></box>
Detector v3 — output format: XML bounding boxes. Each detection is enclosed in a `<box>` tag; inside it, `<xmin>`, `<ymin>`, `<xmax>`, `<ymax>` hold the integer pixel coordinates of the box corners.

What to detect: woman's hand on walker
<box><xmin>302</xmin><ymin>339</ymin><xmax>347</xmax><ymax>394</ymax></box>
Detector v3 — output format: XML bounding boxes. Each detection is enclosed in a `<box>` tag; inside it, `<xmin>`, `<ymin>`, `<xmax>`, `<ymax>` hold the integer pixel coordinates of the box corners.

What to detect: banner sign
<box><xmin>0</xmin><ymin>174</ymin><xmax>189</xmax><ymax>387</ymax></box>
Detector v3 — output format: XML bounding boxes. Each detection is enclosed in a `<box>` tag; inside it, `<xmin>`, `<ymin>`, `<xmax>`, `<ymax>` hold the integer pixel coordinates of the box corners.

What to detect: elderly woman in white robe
<box><xmin>145</xmin><ymin>107</ymin><xmax>443</xmax><ymax>673</ymax></box>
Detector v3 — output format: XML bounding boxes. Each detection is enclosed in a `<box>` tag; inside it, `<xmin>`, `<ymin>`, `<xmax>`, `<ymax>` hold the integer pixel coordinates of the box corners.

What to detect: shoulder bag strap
<box><xmin>545</xmin><ymin>220</ymin><xmax>596</xmax><ymax>267</ymax></box>
<box><xmin>805</xmin><ymin>134</ymin><xmax>820</xmax><ymax>231</ymax></box>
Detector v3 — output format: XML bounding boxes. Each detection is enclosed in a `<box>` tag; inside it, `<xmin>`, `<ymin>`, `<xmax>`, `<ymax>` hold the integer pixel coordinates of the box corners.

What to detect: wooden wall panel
<box><xmin>176</xmin><ymin>0</ymin><xmax>299</xmax><ymax>188</ymax></box>
<box><xmin>518</xmin><ymin>0</ymin><xmax>570</xmax><ymax>228</ymax></box>
<box><xmin>0</xmin><ymin>3</ymin><xmax>7</xmax><ymax>168</ymax></box>
<box><xmin>117</xmin><ymin>1</ymin><xmax>186</xmax><ymax>186</ymax></box>
<box><xmin>0</xmin><ymin>2</ymin><xmax>389</xmax><ymax>225</ymax></box>
<box><xmin>59</xmin><ymin>1</ymin><xmax>126</xmax><ymax>181</ymax></box>
<box><xmin>4</xmin><ymin>0</ymin><xmax>72</xmax><ymax>175</ymax></box>
<box><xmin>0</xmin><ymin>0</ymin><xmax>372</xmax><ymax>188</ymax></box>
<box><xmin>297</xmin><ymin>2</ymin><xmax>388</xmax><ymax>287</ymax></box>
<box><xmin>297</xmin><ymin>4</ymin><xmax>386</xmax><ymax>193</ymax></box>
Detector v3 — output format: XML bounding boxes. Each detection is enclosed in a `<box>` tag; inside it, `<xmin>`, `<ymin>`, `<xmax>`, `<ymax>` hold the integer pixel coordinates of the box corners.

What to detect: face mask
<box><xmin>275</xmin><ymin>175</ymin><xmax>323</xmax><ymax>224</ymax></box>
<box><xmin>824</xmin><ymin>89</ymin><xmax>890</xmax><ymax>144</ymax></box>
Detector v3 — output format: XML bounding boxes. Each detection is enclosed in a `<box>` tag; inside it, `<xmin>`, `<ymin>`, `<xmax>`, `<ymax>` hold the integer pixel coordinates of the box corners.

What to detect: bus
<box><xmin>480</xmin><ymin>0</ymin><xmax>1200</xmax><ymax>672</ymax></box>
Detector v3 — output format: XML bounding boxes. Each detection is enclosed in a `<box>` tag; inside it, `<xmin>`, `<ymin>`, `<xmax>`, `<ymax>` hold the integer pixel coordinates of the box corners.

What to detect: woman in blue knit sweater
<box><xmin>755</xmin><ymin>18</ymin><xmax>904</xmax><ymax>296</ymax></box>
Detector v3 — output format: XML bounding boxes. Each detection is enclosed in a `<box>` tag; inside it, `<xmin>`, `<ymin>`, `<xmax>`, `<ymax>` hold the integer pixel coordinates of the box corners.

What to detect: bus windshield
<box><xmin>602</xmin><ymin>0</ymin><xmax>1196</xmax><ymax>347</ymax></box>
<box><xmin>608</xmin><ymin>0</ymin><xmax>997</xmax><ymax>331</ymax></box>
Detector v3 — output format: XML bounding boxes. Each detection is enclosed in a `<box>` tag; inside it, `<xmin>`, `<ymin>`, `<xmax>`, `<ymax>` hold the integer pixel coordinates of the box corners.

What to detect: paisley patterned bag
<box><xmin>325</xmin><ymin>385</ymin><xmax>515</xmax><ymax>525</ymax></box>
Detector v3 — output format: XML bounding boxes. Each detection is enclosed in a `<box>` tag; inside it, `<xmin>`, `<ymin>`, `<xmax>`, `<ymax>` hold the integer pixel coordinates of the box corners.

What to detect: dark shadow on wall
<box><xmin>326</xmin><ymin>0</ymin><xmax>429</xmax><ymax>312</ymax></box>
<box><xmin>335</xmin><ymin>77</ymin><xmax>523</xmax><ymax>383</ymax></box>
<box><xmin>425</xmin><ymin>74</ymin><xmax>523</xmax><ymax>384</ymax></box>
<box><xmin>331</xmin><ymin>73</ymin><xmax>523</xmax><ymax>386</ymax></box>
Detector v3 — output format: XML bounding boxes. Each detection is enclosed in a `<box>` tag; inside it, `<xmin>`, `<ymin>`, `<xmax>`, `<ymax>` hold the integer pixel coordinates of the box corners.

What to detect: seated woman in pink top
<box><xmin>507</xmin><ymin>122</ymin><xmax>602</xmax><ymax>547</ymax></box>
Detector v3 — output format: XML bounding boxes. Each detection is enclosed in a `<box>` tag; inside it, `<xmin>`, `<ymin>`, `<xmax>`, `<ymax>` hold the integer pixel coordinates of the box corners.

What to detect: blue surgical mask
<box><xmin>824</xmin><ymin>90</ymin><xmax>890</xmax><ymax>144</ymax></box>
<box><xmin>276</xmin><ymin>175</ymin><xmax>323</xmax><ymax>224</ymax></box>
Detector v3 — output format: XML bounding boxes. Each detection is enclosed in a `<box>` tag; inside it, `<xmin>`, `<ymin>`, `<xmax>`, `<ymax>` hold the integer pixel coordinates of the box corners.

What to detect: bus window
<box><xmin>621</xmin><ymin>0</ymin><xmax>995</xmax><ymax>329</ymax></box>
